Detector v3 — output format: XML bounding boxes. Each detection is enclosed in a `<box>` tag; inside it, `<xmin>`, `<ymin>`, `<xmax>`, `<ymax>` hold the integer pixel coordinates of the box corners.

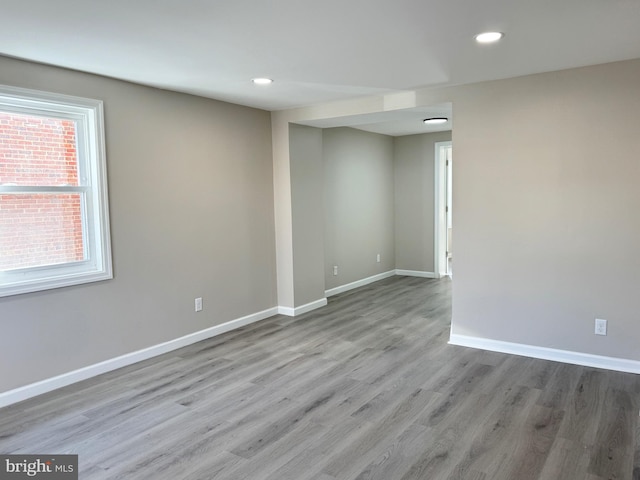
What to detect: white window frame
<box><xmin>0</xmin><ymin>85</ymin><xmax>112</xmax><ymax>297</ymax></box>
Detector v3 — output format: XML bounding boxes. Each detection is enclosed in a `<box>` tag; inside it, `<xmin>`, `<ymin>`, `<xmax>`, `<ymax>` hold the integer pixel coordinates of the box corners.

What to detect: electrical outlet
<box><xmin>333</xmin><ymin>265</ymin><xmax>338</xmax><ymax>276</ymax></box>
<box><xmin>595</xmin><ymin>318</ymin><xmax>607</xmax><ymax>336</ymax></box>
<box><xmin>195</xmin><ymin>297</ymin><xmax>203</xmax><ymax>312</ymax></box>
<box><xmin>376</xmin><ymin>253</ymin><xmax>381</xmax><ymax>263</ymax></box>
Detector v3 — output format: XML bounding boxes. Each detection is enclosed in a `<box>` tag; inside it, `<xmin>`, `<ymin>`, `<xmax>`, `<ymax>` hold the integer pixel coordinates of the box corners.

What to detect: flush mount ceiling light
<box><xmin>475</xmin><ymin>31</ymin><xmax>504</xmax><ymax>44</ymax></box>
<box><xmin>423</xmin><ymin>117</ymin><xmax>448</xmax><ymax>125</ymax></box>
<box><xmin>252</xmin><ymin>77</ymin><xmax>273</xmax><ymax>85</ymax></box>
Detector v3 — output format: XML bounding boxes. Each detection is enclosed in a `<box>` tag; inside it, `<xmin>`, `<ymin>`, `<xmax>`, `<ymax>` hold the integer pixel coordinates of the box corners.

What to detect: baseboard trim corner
<box><xmin>0</xmin><ymin>306</ymin><xmax>279</xmax><ymax>409</ymax></box>
<box><xmin>448</xmin><ymin>333</ymin><xmax>640</xmax><ymax>374</ymax></box>
<box><xmin>325</xmin><ymin>270</ymin><xmax>396</xmax><ymax>297</ymax></box>
<box><xmin>395</xmin><ymin>269</ymin><xmax>438</xmax><ymax>278</ymax></box>
<box><xmin>278</xmin><ymin>298</ymin><xmax>327</xmax><ymax>317</ymax></box>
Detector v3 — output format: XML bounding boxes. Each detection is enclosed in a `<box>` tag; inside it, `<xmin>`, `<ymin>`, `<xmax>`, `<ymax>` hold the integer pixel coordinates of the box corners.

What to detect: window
<box><xmin>0</xmin><ymin>85</ymin><xmax>112</xmax><ymax>297</ymax></box>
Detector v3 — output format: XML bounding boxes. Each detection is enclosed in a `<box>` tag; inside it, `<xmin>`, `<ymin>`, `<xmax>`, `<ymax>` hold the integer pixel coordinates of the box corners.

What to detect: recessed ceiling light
<box><xmin>475</xmin><ymin>31</ymin><xmax>504</xmax><ymax>44</ymax></box>
<box><xmin>252</xmin><ymin>78</ymin><xmax>273</xmax><ymax>85</ymax></box>
<box><xmin>424</xmin><ymin>117</ymin><xmax>448</xmax><ymax>125</ymax></box>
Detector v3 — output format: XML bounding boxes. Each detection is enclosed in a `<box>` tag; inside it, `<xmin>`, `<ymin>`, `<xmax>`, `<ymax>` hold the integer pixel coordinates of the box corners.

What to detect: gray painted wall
<box><xmin>8</xmin><ymin>52</ymin><xmax>640</xmax><ymax>398</ymax></box>
<box><xmin>271</xmin><ymin>57</ymin><xmax>640</xmax><ymax>367</ymax></box>
<box><xmin>323</xmin><ymin>128</ymin><xmax>395</xmax><ymax>290</ymax></box>
<box><xmin>0</xmin><ymin>56</ymin><xmax>277</xmax><ymax>393</ymax></box>
<box><xmin>289</xmin><ymin>124</ymin><xmax>326</xmax><ymax>306</ymax></box>
<box><xmin>450</xmin><ymin>59</ymin><xmax>640</xmax><ymax>359</ymax></box>
<box><xmin>394</xmin><ymin>131</ymin><xmax>451</xmax><ymax>273</ymax></box>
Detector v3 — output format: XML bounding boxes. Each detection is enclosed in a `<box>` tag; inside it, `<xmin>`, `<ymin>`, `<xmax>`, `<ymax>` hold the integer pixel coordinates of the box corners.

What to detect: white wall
<box><xmin>0</xmin><ymin>56</ymin><xmax>277</xmax><ymax>393</ymax></box>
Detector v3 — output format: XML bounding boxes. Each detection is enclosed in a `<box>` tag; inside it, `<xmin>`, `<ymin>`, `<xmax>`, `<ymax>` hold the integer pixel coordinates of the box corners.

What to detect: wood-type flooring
<box><xmin>1</xmin><ymin>276</ymin><xmax>639</xmax><ymax>479</ymax></box>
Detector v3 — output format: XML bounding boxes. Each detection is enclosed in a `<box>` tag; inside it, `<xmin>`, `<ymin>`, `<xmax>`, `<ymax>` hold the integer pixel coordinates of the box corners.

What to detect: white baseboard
<box><xmin>449</xmin><ymin>333</ymin><xmax>640</xmax><ymax>374</ymax></box>
<box><xmin>0</xmin><ymin>306</ymin><xmax>279</xmax><ymax>409</ymax></box>
<box><xmin>0</xmin><ymin>269</ymin><xmax>446</xmax><ymax>408</ymax></box>
<box><xmin>325</xmin><ymin>270</ymin><xmax>396</xmax><ymax>297</ymax></box>
<box><xmin>277</xmin><ymin>298</ymin><xmax>328</xmax><ymax>317</ymax></box>
<box><xmin>395</xmin><ymin>269</ymin><xmax>439</xmax><ymax>278</ymax></box>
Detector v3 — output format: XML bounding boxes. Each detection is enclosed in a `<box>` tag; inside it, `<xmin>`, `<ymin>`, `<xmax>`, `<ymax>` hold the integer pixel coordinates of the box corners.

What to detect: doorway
<box><xmin>435</xmin><ymin>141</ymin><xmax>452</xmax><ymax>277</ymax></box>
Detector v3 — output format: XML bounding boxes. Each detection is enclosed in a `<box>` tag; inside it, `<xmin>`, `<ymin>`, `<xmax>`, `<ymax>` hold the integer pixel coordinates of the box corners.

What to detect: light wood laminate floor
<box><xmin>1</xmin><ymin>276</ymin><xmax>639</xmax><ymax>479</ymax></box>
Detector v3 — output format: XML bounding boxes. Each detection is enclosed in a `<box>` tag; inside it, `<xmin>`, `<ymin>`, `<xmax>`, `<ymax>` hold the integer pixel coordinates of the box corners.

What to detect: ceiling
<box><xmin>2</xmin><ymin>0</ymin><xmax>640</xmax><ymax>136</ymax></box>
<box><xmin>299</xmin><ymin>104</ymin><xmax>453</xmax><ymax>137</ymax></box>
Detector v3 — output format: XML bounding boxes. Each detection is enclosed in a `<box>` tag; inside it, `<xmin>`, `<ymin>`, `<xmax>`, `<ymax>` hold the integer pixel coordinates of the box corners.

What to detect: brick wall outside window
<box><xmin>0</xmin><ymin>112</ymin><xmax>85</xmax><ymax>271</ymax></box>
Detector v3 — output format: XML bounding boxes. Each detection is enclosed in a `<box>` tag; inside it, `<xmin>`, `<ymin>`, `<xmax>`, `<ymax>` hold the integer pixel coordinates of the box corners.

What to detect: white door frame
<box><xmin>434</xmin><ymin>141</ymin><xmax>452</xmax><ymax>278</ymax></box>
